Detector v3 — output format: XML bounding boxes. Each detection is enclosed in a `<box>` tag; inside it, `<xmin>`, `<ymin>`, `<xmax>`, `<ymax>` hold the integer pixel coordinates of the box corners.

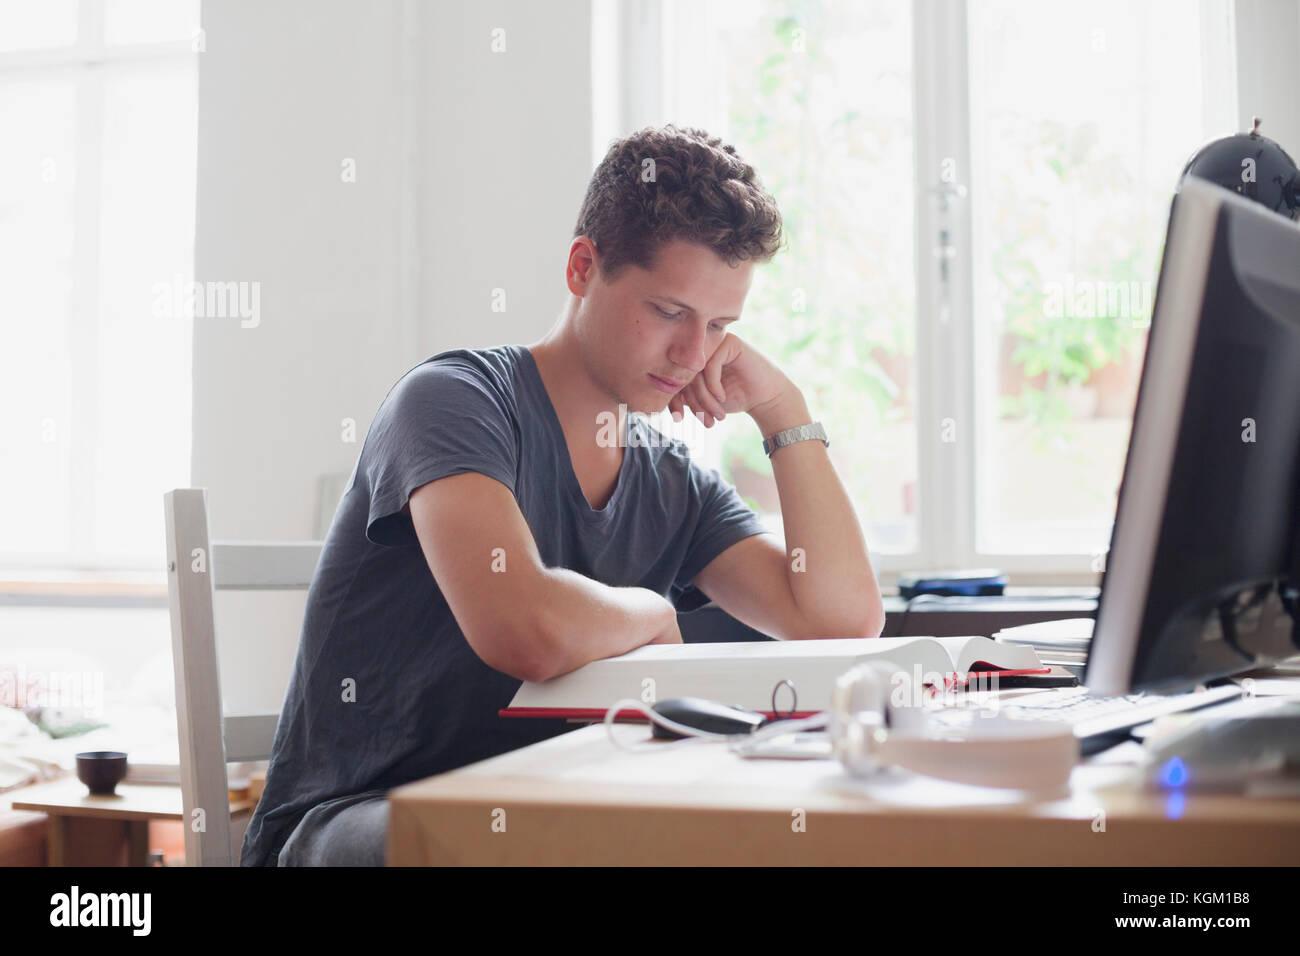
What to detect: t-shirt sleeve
<box><xmin>673</xmin><ymin>460</ymin><xmax>770</xmax><ymax>594</ymax></box>
<box><xmin>363</xmin><ymin>360</ymin><xmax>519</xmax><ymax>547</ymax></box>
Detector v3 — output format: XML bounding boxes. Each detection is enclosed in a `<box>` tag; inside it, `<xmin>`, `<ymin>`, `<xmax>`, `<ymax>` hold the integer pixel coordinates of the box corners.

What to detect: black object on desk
<box><xmin>898</xmin><ymin>569</ymin><xmax>1008</xmax><ymax>599</ymax></box>
<box><xmin>650</xmin><ymin>698</ymin><xmax>766</xmax><ymax>740</ymax></box>
<box><xmin>969</xmin><ymin>671</ymin><xmax>1080</xmax><ymax>689</ymax></box>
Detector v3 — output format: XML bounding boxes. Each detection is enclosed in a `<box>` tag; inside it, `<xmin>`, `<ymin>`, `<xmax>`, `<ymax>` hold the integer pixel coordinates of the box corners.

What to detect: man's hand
<box><xmin>667</xmin><ymin>332</ymin><xmax>798</xmax><ymax>431</ymax></box>
<box><xmin>665</xmin><ymin>332</ymin><xmax>884</xmax><ymax>641</ymax></box>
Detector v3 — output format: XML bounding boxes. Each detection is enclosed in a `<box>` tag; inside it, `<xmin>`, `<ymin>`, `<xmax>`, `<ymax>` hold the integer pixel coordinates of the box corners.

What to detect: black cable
<box><xmin>893</xmin><ymin>593</ymin><xmax>945</xmax><ymax>637</ymax></box>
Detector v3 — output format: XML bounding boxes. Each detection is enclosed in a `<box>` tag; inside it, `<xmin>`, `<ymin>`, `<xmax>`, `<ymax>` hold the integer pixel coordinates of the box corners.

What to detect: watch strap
<box><xmin>762</xmin><ymin>421</ymin><xmax>829</xmax><ymax>457</ymax></box>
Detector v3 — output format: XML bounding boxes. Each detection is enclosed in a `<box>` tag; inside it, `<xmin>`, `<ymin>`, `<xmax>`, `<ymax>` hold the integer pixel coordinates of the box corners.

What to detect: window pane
<box><xmin>94</xmin><ymin>61</ymin><xmax>196</xmax><ymax>561</ymax></box>
<box><xmin>967</xmin><ymin>0</ymin><xmax>1231</xmax><ymax>554</ymax></box>
<box><xmin>0</xmin><ymin>76</ymin><xmax>77</xmax><ymax>557</ymax></box>
<box><xmin>104</xmin><ymin>0</ymin><xmax>201</xmax><ymax>46</ymax></box>
<box><xmin>0</xmin><ymin>0</ymin><xmax>78</xmax><ymax>52</ymax></box>
<box><xmin>661</xmin><ymin>0</ymin><xmax>918</xmax><ymax>553</ymax></box>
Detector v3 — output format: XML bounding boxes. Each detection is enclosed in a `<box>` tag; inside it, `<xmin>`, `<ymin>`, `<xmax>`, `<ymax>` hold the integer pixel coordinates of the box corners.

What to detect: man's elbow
<box><xmin>858</xmin><ymin>602</ymin><xmax>886</xmax><ymax>639</ymax></box>
<box><xmin>471</xmin><ymin>637</ymin><xmax>548</xmax><ymax>683</ymax></box>
<box><xmin>852</xmin><ymin>576</ymin><xmax>887</xmax><ymax>638</ymax></box>
<box><xmin>861</xmin><ymin>588</ymin><xmax>886</xmax><ymax>638</ymax></box>
<box><xmin>465</xmin><ymin>612</ymin><xmax>558</xmax><ymax>684</ymax></box>
<box><xmin>501</xmin><ymin>620</ymin><xmax>566</xmax><ymax>683</ymax></box>
<box><xmin>797</xmin><ymin>595</ymin><xmax>884</xmax><ymax>640</ymax></box>
<box><xmin>832</xmin><ymin>611</ymin><xmax>884</xmax><ymax>640</ymax></box>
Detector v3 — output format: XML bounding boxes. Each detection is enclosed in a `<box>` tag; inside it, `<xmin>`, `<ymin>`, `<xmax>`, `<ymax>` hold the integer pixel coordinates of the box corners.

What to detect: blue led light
<box><xmin>1159</xmin><ymin>756</ymin><xmax>1188</xmax><ymax>787</ymax></box>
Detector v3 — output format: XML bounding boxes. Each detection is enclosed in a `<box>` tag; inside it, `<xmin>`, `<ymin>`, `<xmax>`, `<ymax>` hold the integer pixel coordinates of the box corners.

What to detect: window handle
<box><xmin>928</xmin><ymin>180</ymin><xmax>968</xmax><ymax>211</ymax></box>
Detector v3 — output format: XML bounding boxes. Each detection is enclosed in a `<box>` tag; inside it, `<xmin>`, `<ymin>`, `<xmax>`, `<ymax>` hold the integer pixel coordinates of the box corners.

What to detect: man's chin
<box><xmin>646</xmin><ymin>396</ymin><xmax>677</xmax><ymax>417</ymax></box>
<box><xmin>621</xmin><ymin>400</ymin><xmax>659</xmax><ymax>418</ymax></box>
<box><xmin>620</xmin><ymin>389</ymin><xmax>669</xmax><ymax>417</ymax></box>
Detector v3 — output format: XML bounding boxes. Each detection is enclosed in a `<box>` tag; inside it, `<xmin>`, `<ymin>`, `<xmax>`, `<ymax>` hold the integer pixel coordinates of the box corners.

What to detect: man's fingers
<box><xmin>690</xmin><ymin>377</ymin><xmax>726</xmax><ymax>421</ymax></box>
<box><xmin>704</xmin><ymin>358</ymin><xmax>726</xmax><ymax>409</ymax></box>
<box><xmin>685</xmin><ymin>382</ymin><xmax>717</xmax><ymax>427</ymax></box>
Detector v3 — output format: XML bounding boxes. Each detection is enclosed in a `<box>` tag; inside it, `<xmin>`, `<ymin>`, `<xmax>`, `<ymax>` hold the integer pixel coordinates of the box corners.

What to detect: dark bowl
<box><xmin>76</xmin><ymin>751</ymin><xmax>128</xmax><ymax>795</ymax></box>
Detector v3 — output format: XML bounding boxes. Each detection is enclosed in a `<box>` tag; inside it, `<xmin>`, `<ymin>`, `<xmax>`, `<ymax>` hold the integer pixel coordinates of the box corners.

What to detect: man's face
<box><xmin>575</xmin><ymin>239</ymin><xmax>753</xmax><ymax>414</ymax></box>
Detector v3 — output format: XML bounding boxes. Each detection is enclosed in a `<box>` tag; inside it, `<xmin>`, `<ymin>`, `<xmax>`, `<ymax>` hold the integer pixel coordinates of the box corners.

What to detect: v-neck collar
<box><xmin>517</xmin><ymin>345</ymin><xmax>634</xmax><ymax>520</ymax></box>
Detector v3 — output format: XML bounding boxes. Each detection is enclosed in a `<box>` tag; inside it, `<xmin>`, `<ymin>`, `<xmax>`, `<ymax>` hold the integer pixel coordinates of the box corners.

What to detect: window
<box><xmin>0</xmin><ymin>0</ymin><xmax>200</xmax><ymax>574</ymax></box>
<box><xmin>607</xmin><ymin>0</ymin><xmax>1237</xmax><ymax>581</ymax></box>
<box><xmin>969</xmin><ymin>0</ymin><xmax>1234</xmax><ymax>561</ymax></box>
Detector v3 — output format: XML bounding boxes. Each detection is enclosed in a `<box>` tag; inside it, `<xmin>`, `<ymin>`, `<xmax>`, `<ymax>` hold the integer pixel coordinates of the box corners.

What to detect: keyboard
<box><xmin>993</xmin><ymin>683</ymin><xmax>1244</xmax><ymax>743</ymax></box>
<box><xmin>733</xmin><ymin>685</ymin><xmax>1249</xmax><ymax>761</ymax></box>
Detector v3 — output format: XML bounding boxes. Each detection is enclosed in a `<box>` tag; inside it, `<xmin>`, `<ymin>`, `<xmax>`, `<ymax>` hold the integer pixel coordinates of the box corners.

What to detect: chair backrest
<box><xmin>163</xmin><ymin>488</ymin><xmax>322</xmax><ymax>866</ymax></box>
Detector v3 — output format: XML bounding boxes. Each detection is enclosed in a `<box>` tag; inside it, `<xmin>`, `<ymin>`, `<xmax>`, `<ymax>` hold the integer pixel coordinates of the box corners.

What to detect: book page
<box><xmin>931</xmin><ymin>635</ymin><xmax>1042</xmax><ymax>672</ymax></box>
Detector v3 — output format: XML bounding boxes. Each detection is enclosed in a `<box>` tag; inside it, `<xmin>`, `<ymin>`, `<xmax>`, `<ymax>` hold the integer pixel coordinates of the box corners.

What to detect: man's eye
<box><xmin>654</xmin><ymin>305</ymin><xmax>683</xmax><ymax>319</ymax></box>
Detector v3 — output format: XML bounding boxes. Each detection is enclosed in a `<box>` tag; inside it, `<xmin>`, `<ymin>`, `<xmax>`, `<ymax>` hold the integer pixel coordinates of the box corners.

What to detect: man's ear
<box><xmin>566</xmin><ymin>238</ymin><xmax>599</xmax><ymax>296</ymax></box>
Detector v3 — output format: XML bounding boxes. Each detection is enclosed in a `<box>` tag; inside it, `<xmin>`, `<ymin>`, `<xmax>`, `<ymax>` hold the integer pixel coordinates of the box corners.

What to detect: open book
<box><xmin>502</xmin><ymin>636</ymin><xmax>1045</xmax><ymax>719</ymax></box>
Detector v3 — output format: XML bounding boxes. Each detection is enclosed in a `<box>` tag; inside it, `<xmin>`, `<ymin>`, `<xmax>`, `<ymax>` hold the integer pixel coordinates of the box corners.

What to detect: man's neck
<box><xmin>526</xmin><ymin>331</ymin><xmax>624</xmax><ymax>460</ymax></box>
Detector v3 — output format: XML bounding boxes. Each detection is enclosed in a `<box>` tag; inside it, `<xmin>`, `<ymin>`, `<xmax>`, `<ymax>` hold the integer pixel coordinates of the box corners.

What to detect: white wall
<box><xmin>192</xmin><ymin>0</ymin><xmax>414</xmax><ymax>542</ymax></box>
<box><xmin>191</xmin><ymin>0</ymin><xmax>593</xmax><ymax>712</ymax></box>
<box><xmin>417</xmin><ymin>1</ymin><xmax>595</xmax><ymax>359</ymax></box>
<box><xmin>1235</xmin><ymin>0</ymin><xmax>1300</xmax><ymax>152</ymax></box>
<box><xmin>193</xmin><ymin>0</ymin><xmax>593</xmax><ymax>542</ymax></box>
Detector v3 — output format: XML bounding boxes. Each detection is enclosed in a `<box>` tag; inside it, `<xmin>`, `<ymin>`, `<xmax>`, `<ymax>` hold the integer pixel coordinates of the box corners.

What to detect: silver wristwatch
<box><xmin>762</xmin><ymin>421</ymin><xmax>829</xmax><ymax>457</ymax></box>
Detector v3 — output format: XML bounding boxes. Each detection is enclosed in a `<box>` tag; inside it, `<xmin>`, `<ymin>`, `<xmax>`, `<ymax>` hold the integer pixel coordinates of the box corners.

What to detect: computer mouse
<box><xmin>650</xmin><ymin>697</ymin><xmax>766</xmax><ymax>740</ymax></box>
<box><xmin>1142</xmin><ymin>696</ymin><xmax>1300</xmax><ymax>792</ymax></box>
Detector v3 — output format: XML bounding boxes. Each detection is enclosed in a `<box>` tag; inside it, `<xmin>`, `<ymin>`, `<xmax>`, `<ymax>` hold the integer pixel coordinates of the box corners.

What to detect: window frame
<box><xmin>608</xmin><ymin>0</ymin><xmax>1244</xmax><ymax>586</ymax></box>
<box><xmin>0</xmin><ymin>0</ymin><xmax>198</xmax><ymax>574</ymax></box>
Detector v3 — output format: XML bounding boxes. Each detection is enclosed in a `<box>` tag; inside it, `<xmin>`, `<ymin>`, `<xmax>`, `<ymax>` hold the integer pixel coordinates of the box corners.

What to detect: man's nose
<box><xmin>669</xmin><ymin>320</ymin><xmax>709</xmax><ymax>375</ymax></box>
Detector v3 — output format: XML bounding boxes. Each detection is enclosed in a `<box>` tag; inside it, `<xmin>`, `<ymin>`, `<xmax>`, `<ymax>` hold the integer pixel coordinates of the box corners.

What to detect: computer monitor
<box><xmin>1086</xmin><ymin>176</ymin><xmax>1300</xmax><ymax>697</ymax></box>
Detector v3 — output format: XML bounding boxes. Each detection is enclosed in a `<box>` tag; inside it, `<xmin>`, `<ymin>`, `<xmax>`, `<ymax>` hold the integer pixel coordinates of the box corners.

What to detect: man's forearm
<box><xmin>752</xmin><ymin>386</ymin><xmax>884</xmax><ymax>638</ymax></box>
<box><xmin>528</xmin><ymin>568</ymin><xmax>676</xmax><ymax>680</ymax></box>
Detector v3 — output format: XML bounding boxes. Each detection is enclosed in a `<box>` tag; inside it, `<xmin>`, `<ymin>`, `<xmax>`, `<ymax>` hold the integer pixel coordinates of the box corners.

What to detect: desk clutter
<box><xmin>506</xmin><ymin>637</ymin><xmax>1077</xmax><ymax>790</ymax></box>
<box><xmin>497</xmin><ymin>635</ymin><xmax>1300</xmax><ymax>797</ymax></box>
<box><xmin>994</xmin><ymin>617</ymin><xmax>1094</xmax><ymax>676</ymax></box>
<box><xmin>502</xmin><ymin>635</ymin><xmax>1046</xmax><ymax>719</ymax></box>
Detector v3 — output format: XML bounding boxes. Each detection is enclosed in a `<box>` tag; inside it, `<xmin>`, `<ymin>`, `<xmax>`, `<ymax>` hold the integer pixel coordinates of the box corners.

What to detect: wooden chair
<box><xmin>163</xmin><ymin>488</ymin><xmax>321</xmax><ymax>866</ymax></box>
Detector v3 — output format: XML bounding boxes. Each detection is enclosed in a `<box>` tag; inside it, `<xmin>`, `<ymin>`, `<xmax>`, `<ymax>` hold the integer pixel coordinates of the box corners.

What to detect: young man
<box><xmin>240</xmin><ymin>125</ymin><xmax>883</xmax><ymax>867</ymax></box>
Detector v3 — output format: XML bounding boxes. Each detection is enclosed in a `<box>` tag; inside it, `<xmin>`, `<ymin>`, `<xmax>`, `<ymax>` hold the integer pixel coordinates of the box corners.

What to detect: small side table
<box><xmin>11</xmin><ymin>776</ymin><xmax>255</xmax><ymax>866</ymax></box>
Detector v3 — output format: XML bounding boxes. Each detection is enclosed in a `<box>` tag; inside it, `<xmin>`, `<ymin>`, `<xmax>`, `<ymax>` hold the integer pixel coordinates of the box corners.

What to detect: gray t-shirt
<box><xmin>240</xmin><ymin>343</ymin><xmax>768</xmax><ymax>865</ymax></box>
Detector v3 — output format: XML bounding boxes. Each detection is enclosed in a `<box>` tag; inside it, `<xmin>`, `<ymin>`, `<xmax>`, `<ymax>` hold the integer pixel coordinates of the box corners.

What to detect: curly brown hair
<box><xmin>573</xmin><ymin>124</ymin><xmax>784</xmax><ymax>282</ymax></box>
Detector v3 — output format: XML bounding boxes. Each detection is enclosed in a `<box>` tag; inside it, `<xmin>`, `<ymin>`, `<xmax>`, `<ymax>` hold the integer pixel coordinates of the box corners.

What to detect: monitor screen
<box><xmin>1086</xmin><ymin>177</ymin><xmax>1300</xmax><ymax>696</ymax></box>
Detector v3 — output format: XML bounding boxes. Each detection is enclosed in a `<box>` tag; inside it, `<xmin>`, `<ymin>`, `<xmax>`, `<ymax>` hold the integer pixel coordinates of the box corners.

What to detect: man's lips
<box><xmin>648</xmin><ymin>373</ymin><xmax>688</xmax><ymax>394</ymax></box>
